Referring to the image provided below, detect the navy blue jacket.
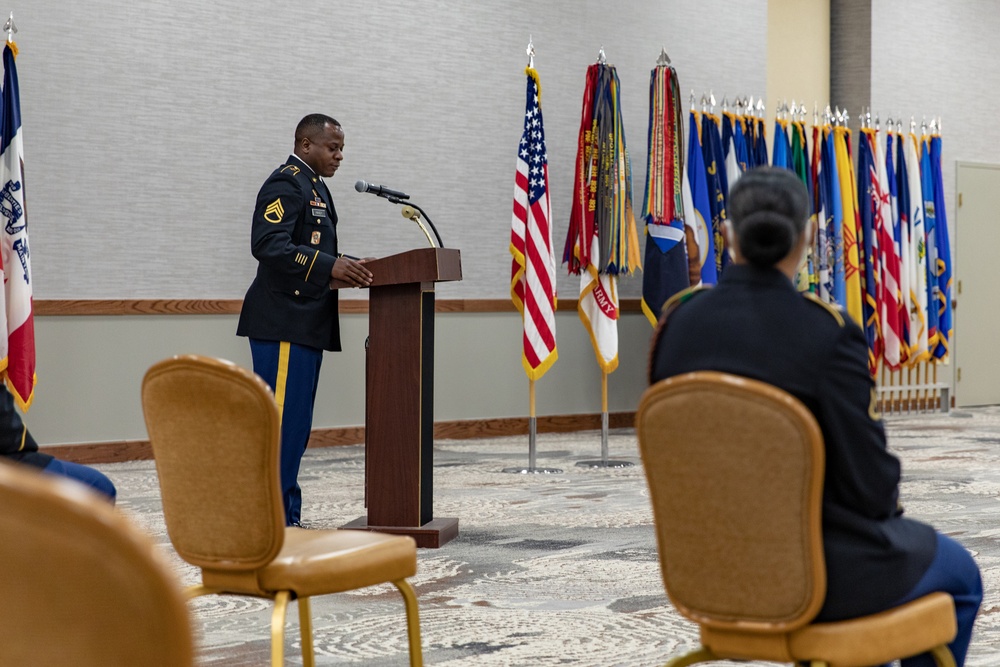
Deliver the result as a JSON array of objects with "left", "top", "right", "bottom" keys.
[
  {"left": 237, "top": 155, "right": 341, "bottom": 351},
  {"left": 0, "top": 385, "right": 49, "bottom": 468},
  {"left": 649, "top": 264, "right": 936, "bottom": 621}
]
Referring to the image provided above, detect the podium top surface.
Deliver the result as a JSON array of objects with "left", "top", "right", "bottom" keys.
[{"left": 331, "top": 247, "right": 462, "bottom": 290}]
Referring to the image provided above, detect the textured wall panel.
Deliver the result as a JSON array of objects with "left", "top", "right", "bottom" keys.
[
  {"left": 830, "top": 0, "right": 871, "bottom": 126},
  {"left": 15, "top": 0, "right": 766, "bottom": 300},
  {"left": 870, "top": 0, "right": 1000, "bottom": 235}
]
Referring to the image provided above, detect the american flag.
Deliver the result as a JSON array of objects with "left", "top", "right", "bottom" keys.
[{"left": 510, "top": 68, "right": 557, "bottom": 380}]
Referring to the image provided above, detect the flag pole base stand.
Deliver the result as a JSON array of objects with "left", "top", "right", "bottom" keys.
[
  {"left": 575, "top": 459, "right": 635, "bottom": 469},
  {"left": 501, "top": 466, "right": 563, "bottom": 474},
  {"left": 503, "top": 415, "right": 561, "bottom": 473}
]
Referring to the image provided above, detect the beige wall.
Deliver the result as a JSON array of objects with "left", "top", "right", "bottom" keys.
[
  {"left": 766, "top": 0, "right": 831, "bottom": 147},
  {"left": 29, "top": 310, "right": 651, "bottom": 447}
]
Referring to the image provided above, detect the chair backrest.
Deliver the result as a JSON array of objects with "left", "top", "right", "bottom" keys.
[
  {"left": 636, "top": 371, "right": 826, "bottom": 633},
  {"left": 0, "top": 461, "right": 194, "bottom": 666},
  {"left": 142, "top": 355, "right": 285, "bottom": 571}
]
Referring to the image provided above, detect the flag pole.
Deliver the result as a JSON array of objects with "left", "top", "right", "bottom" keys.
[
  {"left": 529, "top": 378, "right": 537, "bottom": 469},
  {"left": 3, "top": 12, "right": 15, "bottom": 43},
  {"left": 502, "top": 41, "right": 561, "bottom": 476},
  {"left": 601, "top": 371, "right": 609, "bottom": 460},
  {"left": 577, "top": 370, "right": 633, "bottom": 469},
  {"left": 503, "top": 377, "right": 562, "bottom": 474}
]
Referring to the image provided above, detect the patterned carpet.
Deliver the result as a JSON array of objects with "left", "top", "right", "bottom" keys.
[{"left": 102, "top": 407, "right": 1000, "bottom": 666}]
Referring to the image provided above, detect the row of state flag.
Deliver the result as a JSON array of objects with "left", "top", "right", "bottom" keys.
[
  {"left": 510, "top": 59, "right": 952, "bottom": 385},
  {"left": 668, "top": 101, "right": 953, "bottom": 374}
]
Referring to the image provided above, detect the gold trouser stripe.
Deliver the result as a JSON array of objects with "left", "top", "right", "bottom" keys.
[
  {"left": 275, "top": 342, "right": 291, "bottom": 427},
  {"left": 304, "top": 250, "right": 319, "bottom": 282},
  {"left": 17, "top": 426, "right": 26, "bottom": 452}
]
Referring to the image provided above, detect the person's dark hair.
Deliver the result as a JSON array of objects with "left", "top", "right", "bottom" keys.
[
  {"left": 294, "top": 113, "right": 340, "bottom": 145},
  {"left": 728, "top": 166, "right": 810, "bottom": 267}
]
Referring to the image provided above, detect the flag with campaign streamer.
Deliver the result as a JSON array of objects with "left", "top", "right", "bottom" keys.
[
  {"left": 0, "top": 41, "right": 34, "bottom": 410},
  {"left": 510, "top": 67, "right": 557, "bottom": 380},
  {"left": 639, "top": 64, "right": 687, "bottom": 325},
  {"left": 565, "top": 63, "right": 640, "bottom": 373}
]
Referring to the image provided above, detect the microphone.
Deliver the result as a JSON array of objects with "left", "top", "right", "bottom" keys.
[{"left": 354, "top": 180, "right": 410, "bottom": 200}]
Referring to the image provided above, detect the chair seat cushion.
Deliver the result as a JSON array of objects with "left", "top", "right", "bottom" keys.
[
  {"left": 788, "top": 592, "right": 957, "bottom": 667},
  {"left": 257, "top": 528, "right": 417, "bottom": 597},
  {"left": 702, "top": 592, "right": 956, "bottom": 667}
]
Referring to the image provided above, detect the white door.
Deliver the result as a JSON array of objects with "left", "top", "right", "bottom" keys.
[{"left": 955, "top": 162, "right": 1000, "bottom": 406}]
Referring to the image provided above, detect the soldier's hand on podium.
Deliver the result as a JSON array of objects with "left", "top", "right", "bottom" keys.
[{"left": 332, "top": 256, "right": 373, "bottom": 288}]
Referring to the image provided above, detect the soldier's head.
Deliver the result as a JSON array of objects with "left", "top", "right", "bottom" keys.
[
  {"left": 294, "top": 114, "right": 344, "bottom": 178},
  {"left": 726, "top": 166, "right": 812, "bottom": 279}
]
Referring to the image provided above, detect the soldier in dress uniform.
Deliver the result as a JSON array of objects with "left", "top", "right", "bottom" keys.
[
  {"left": 237, "top": 113, "right": 372, "bottom": 527},
  {"left": 648, "top": 167, "right": 981, "bottom": 667}
]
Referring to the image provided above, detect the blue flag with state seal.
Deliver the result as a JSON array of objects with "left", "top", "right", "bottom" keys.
[
  {"left": 929, "top": 132, "right": 952, "bottom": 360},
  {"left": 686, "top": 111, "right": 716, "bottom": 285}
]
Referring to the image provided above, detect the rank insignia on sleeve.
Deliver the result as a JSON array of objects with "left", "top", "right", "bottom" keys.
[
  {"left": 311, "top": 231, "right": 321, "bottom": 245},
  {"left": 868, "top": 387, "right": 882, "bottom": 421},
  {"left": 264, "top": 198, "right": 285, "bottom": 223}
]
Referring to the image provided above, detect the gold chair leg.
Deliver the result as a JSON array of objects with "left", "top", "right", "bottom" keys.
[
  {"left": 664, "top": 646, "right": 716, "bottom": 667},
  {"left": 184, "top": 584, "right": 222, "bottom": 600},
  {"left": 298, "top": 596, "right": 315, "bottom": 667},
  {"left": 930, "top": 644, "right": 957, "bottom": 667},
  {"left": 271, "top": 590, "right": 291, "bottom": 667},
  {"left": 392, "top": 579, "right": 423, "bottom": 667}
]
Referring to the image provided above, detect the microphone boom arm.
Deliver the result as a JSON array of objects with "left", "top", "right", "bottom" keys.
[
  {"left": 389, "top": 197, "right": 445, "bottom": 248},
  {"left": 400, "top": 203, "right": 435, "bottom": 248}
]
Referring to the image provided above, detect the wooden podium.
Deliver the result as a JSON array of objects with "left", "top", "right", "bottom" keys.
[{"left": 336, "top": 248, "right": 462, "bottom": 548}]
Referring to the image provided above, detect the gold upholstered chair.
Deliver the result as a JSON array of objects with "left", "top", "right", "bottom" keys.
[
  {"left": 635, "top": 371, "right": 957, "bottom": 667},
  {"left": 0, "top": 460, "right": 194, "bottom": 667},
  {"left": 141, "top": 354, "right": 423, "bottom": 667}
]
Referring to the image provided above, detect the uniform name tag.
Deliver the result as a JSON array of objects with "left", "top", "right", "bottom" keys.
[{"left": 312, "top": 208, "right": 327, "bottom": 218}]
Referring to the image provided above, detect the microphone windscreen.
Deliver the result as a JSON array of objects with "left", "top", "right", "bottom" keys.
[{"left": 354, "top": 180, "right": 367, "bottom": 193}]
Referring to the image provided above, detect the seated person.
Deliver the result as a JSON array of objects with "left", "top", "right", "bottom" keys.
[
  {"left": 0, "top": 385, "right": 115, "bottom": 503},
  {"left": 648, "top": 167, "right": 981, "bottom": 667}
]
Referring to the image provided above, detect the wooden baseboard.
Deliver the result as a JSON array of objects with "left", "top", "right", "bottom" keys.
[
  {"left": 34, "top": 298, "right": 643, "bottom": 316},
  {"left": 39, "top": 411, "right": 637, "bottom": 464}
]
